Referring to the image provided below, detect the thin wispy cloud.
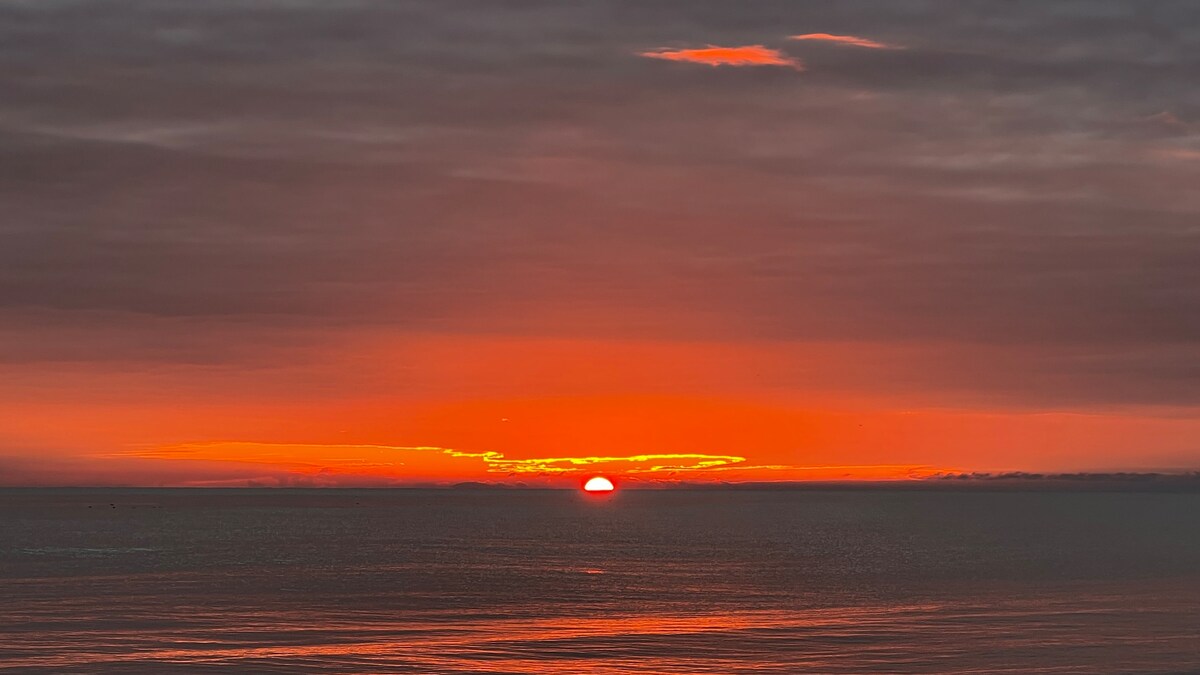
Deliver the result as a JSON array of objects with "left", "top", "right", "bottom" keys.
[
  {"left": 638, "top": 45, "right": 803, "bottom": 69},
  {"left": 118, "top": 442, "right": 955, "bottom": 484},
  {"left": 126, "top": 442, "right": 752, "bottom": 480},
  {"left": 789, "top": 33, "right": 900, "bottom": 49}
]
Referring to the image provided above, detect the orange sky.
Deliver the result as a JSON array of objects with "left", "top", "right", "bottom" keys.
[{"left": 2, "top": 6, "right": 1199, "bottom": 486}]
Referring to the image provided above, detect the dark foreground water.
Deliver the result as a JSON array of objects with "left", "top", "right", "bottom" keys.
[{"left": 1, "top": 489, "right": 1198, "bottom": 673}]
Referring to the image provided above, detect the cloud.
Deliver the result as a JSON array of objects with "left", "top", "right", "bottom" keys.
[
  {"left": 789, "top": 33, "right": 899, "bottom": 49},
  {"left": 638, "top": 45, "right": 802, "bottom": 69},
  {"left": 124, "top": 442, "right": 751, "bottom": 481},
  {"left": 113, "top": 441, "right": 963, "bottom": 485},
  {"left": 487, "top": 453, "right": 747, "bottom": 474}
]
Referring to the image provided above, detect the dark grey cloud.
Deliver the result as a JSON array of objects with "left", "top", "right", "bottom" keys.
[{"left": 2, "top": 0, "right": 1199, "bottom": 407}]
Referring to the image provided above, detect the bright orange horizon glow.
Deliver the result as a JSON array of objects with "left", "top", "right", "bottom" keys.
[
  {"left": 2, "top": 331, "right": 1199, "bottom": 487},
  {"left": 583, "top": 476, "right": 616, "bottom": 492}
]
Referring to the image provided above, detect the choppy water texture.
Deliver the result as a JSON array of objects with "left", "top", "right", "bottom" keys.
[{"left": 1, "top": 488, "right": 1198, "bottom": 673}]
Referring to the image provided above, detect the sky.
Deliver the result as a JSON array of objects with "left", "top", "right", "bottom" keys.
[{"left": 2, "top": 0, "right": 1199, "bottom": 486}]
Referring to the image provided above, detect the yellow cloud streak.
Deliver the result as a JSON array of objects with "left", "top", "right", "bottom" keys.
[
  {"left": 124, "top": 442, "right": 747, "bottom": 476},
  {"left": 122, "top": 442, "right": 953, "bottom": 482},
  {"left": 488, "top": 453, "right": 747, "bottom": 474}
]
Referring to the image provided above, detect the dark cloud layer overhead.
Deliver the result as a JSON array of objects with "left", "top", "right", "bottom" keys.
[{"left": 2, "top": 0, "right": 1199, "bottom": 415}]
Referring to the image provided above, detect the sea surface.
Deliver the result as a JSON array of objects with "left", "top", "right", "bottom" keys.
[{"left": 1, "top": 488, "right": 1198, "bottom": 673}]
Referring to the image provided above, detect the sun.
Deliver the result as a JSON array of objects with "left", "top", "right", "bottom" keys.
[{"left": 583, "top": 476, "right": 615, "bottom": 493}]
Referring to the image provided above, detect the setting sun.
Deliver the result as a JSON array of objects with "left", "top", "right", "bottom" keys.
[{"left": 583, "top": 476, "right": 615, "bottom": 492}]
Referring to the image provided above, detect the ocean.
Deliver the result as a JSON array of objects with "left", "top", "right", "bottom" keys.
[{"left": 1, "top": 488, "right": 1198, "bottom": 673}]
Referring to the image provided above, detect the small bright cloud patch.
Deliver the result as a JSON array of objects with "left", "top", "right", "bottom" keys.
[{"left": 639, "top": 45, "right": 803, "bottom": 69}]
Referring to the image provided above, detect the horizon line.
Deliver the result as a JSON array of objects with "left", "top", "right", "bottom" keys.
[{"left": 4, "top": 471, "right": 1199, "bottom": 492}]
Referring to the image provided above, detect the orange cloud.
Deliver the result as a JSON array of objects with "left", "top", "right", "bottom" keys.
[
  {"left": 639, "top": 45, "right": 803, "bottom": 69},
  {"left": 789, "top": 33, "right": 899, "bottom": 49}
]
